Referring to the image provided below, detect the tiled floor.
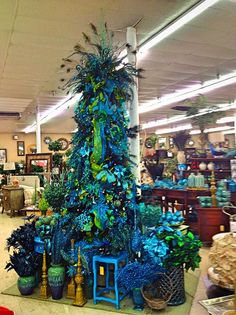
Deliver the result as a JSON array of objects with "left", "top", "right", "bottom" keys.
[{"left": 0, "top": 212, "right": 209, "bottom": 315}]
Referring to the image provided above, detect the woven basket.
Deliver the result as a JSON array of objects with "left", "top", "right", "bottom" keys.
[{"left": 141, "top": 273, "right": 173, "bottom": 311}]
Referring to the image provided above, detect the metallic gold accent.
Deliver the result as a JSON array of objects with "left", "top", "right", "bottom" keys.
[
  {"left": 73, "top": 247, "right": 86, "bottom": 306},
  {"left": 40, "top": 251, "right": 50, "bottom": 299},
  {"left": 210, "top": 171, "right": 217, "bottom": 207}
]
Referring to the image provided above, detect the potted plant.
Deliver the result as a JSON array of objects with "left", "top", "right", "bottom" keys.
[
  {"left": 47, "top": 217, "right": 73, "bottom": 300},
  {"left": 144, "top": 225, "right": 202, "bottom": 305},
  {"left": 116, "top": 261, "right": 164, "bottom": 310},
  {"left": 5, "top": 223, "right": 40, "bottom": 295},
  {"left": 44, "top": 174, "right": 67, "bottom": 213},
  {"left": 38, "top": 195, "right": 49, "bottom": 216}
]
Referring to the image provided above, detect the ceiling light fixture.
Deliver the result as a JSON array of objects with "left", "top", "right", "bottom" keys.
[
  {"left": 139, "top": 71, "right": 236, "bottom": 113},
  {"left": 142, "top": 101, "right": 236, "bottom": 130},
  {"left": 139, "top": 0, "right": 220, "bottom": 53},
  {"left": 217, "top": 116, "right": 236, "bottom": 124},
  {"left": 23, "top": 93, "right": 82, "bottom": 133},
  {"left": 190, "top": 126, "right": 234, "bottom": 135},
  {"left": 155, "top": 123, "right": 192, "bottom": 135}
]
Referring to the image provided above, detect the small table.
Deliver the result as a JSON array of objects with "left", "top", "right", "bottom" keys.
[{"left": 93, "top": 252, "right": 128, "bottom": 310}]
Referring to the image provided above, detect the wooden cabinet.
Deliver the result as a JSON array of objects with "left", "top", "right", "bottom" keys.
[
  {"left": 2, "top": 186, "right": 24, "bottom": 217},
  {"left": 197, "top": 207, "right": 229, "bottom": 242}
]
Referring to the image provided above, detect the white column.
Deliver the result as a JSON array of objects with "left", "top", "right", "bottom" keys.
[
  {"left": 126, "top": 26, "right": 140, "bottom": 184},
  {"left": 234, "top": 116, "right": 236, "bottom": 147},
  {"left": 36, "top": 105, "right": 41, "bottom": 153}
]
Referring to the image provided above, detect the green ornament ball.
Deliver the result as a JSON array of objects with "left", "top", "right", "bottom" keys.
[{"left": 114, "top": 200, "right": 121, "bottom": 207}]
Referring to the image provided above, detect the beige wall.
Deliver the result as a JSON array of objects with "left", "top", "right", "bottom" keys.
[{"left": 0, "top": 133, "right": 72, "bottom": 163}]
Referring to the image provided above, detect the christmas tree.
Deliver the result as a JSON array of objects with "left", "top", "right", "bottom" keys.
[{"left": 65, "top": 24, "right": 141, "bottom": 247}]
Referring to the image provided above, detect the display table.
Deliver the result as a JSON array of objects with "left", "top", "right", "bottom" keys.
[{"left": 143, "top": 188, "right": 210, "bottom": 222}]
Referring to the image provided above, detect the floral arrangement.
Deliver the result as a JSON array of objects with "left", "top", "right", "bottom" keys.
[{"left": 5, "top": 222, "right": 40, "bottom": 277}]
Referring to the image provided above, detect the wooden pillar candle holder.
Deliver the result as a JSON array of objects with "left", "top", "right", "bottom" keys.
[
  {"left": 73, "top": 247, "right": 86, "bottom": 307},
  {"left": 40, "top": 251, "right": 50, "bottom": 299},
  {"left": 210, "top": 171, "right": 217, "bottom": 207}
]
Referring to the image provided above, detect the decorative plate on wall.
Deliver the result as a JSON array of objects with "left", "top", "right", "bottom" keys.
[
  {"left": 58, "top": 138, "right": 69, "bottom": 150},
  {"left": 144, "top": 138, "right": 154, "bottom": 149},
  {"left": 44, "top": 136, "right": 52, "bottom": 145}
]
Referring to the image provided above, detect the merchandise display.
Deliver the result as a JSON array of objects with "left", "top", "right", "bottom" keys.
[
  {"left": 2, "top": 2, "right": 236, "bottom": 315},
  {"left": 2, "top": 24, "right": 201, "bottom": 313}
]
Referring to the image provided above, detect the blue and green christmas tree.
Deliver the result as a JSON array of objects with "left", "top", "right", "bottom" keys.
[{"left": 65, "top": 24, "right": 141, "bottom": 244}]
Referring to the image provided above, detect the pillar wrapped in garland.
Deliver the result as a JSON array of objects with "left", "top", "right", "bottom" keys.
[{"left": 64, "top": 23, "right": 141, "bottom": 249}]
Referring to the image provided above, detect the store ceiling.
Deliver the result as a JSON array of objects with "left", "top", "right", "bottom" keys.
[{"left": 0, "top": 0, "right": 236, "bottom": 134}]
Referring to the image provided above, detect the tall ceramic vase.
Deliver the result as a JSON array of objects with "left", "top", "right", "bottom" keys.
[
  {"left": 48, "top": 264, "right": 65, "bottom": 300},
  {"left": 177, "top": 151, "right": 186, "bottom": 164},
  {"left": 17, "top": 275, "right": 35, "bottom": 295},
  {"left": 160, "top": 265, "right": 186, "bottom": 306}
]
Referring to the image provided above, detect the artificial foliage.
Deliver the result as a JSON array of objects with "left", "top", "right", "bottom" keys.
[
  {"left": 44, "top": 174, "right": 67, "bottom": 212},
  {"left": 172, "top": 131, "right": 190, "bottom": 151},
  {"left": 48, "top": 140, "right": 62, "bottom": 152},
  {"left": 138, "top": 202, "right": 162, "bottom": 227},
  {"left": 38, "top": 195, "right": 49, "bottom": 214},
  {"left": 117, "top": 261, "right": 164, "bottom": 292},
  {"left": 6, "top": 222, "right": 40, "bottom": 277},
  {"left": 64, "top": 23, "right": 141, "bottom": 242},
  {"left": 186, "top": 95, "right": 224, "bottom": 147}
]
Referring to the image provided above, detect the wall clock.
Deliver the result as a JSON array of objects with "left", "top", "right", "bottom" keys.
[
  {"left": 58, "top": 138, "right": 69, "bottom": 151},
  {"left": 44, "top": 136, "right": 52, "bottom": 145}
]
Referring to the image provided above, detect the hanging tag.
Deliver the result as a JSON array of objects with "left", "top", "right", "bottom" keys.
[{"left": 99, "top": 266, "right": 105, "bottom": 276}]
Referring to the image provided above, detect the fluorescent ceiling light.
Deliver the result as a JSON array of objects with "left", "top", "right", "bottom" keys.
[
  {"left": 190, "top": 126, "right": 234, "bottom": 135},
  {"left": 205, "top": 126, "right": 234, "bottom": 133},
  {"left": 23, "top": 93, "right": 82, "bottom": 133},
  {"left": 139, "top": 71, "right": 236, "bottom": 114},
  {"left": 223, "top": 130, "right": 235, "bottom": 135},
  {"left": 142, "top": 101, "right": 236, "bottom": 130},
  {"left": 155, "top": 123, "right": 192, "bottom": 135},
  {"left": 139, "top": 0, "right": 220, "bottom": 53},
  {"left": 217, "top": 116, "right": 236, "bottom": 124}
]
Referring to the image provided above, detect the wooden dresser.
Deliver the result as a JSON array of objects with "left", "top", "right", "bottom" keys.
[{"left": 2, "top": 186, "right": 24, "bottom": 217}]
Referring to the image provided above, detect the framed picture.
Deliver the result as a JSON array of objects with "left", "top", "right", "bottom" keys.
[
  {"left": 26, "top": 153, "right": 52, "bottom": 173},
  {"left": 0, "top": 149, "right": 7, "bottom": 164},
  {"left": 17, "top": 141, "right": 25, "bottom": 156}
]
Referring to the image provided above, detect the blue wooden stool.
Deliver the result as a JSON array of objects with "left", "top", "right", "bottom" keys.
[{"left": 93, "top": 252, "right": 128, "bottom": 310}]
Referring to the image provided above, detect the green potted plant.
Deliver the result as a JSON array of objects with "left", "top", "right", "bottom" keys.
[
  {"left": 48, "top": 140, "right": 62, "bottom": 152},
  {"left": 38, "top": 195, "right": 49, "bottom": 216},
  {"left": 5, "top": 223, "right": 40, "bottom": 295},
  {"left": 44, "top": 174, "right": 66, "bottom": 213},
  {"left": 144, "top": 226, "right": 202, "bottom": 305},
  {"left": 47, "top": 217, "right": 73, "bottom": 300}
]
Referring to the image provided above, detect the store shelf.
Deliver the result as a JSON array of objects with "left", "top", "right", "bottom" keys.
[
  {"left": 183, "top": 169, "right": 231, "bottom": 173},
  {"left": 188, "top": 157, "right": 236, "bottom": 162}
]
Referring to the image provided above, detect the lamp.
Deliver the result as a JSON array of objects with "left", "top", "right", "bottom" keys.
[{"left": 3, "top": 162, "right": 16, "bottom": 185}]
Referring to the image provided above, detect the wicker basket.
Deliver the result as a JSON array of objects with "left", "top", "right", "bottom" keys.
[{"left": 141, "top": 273, "right": 173, "bottom": 311}]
